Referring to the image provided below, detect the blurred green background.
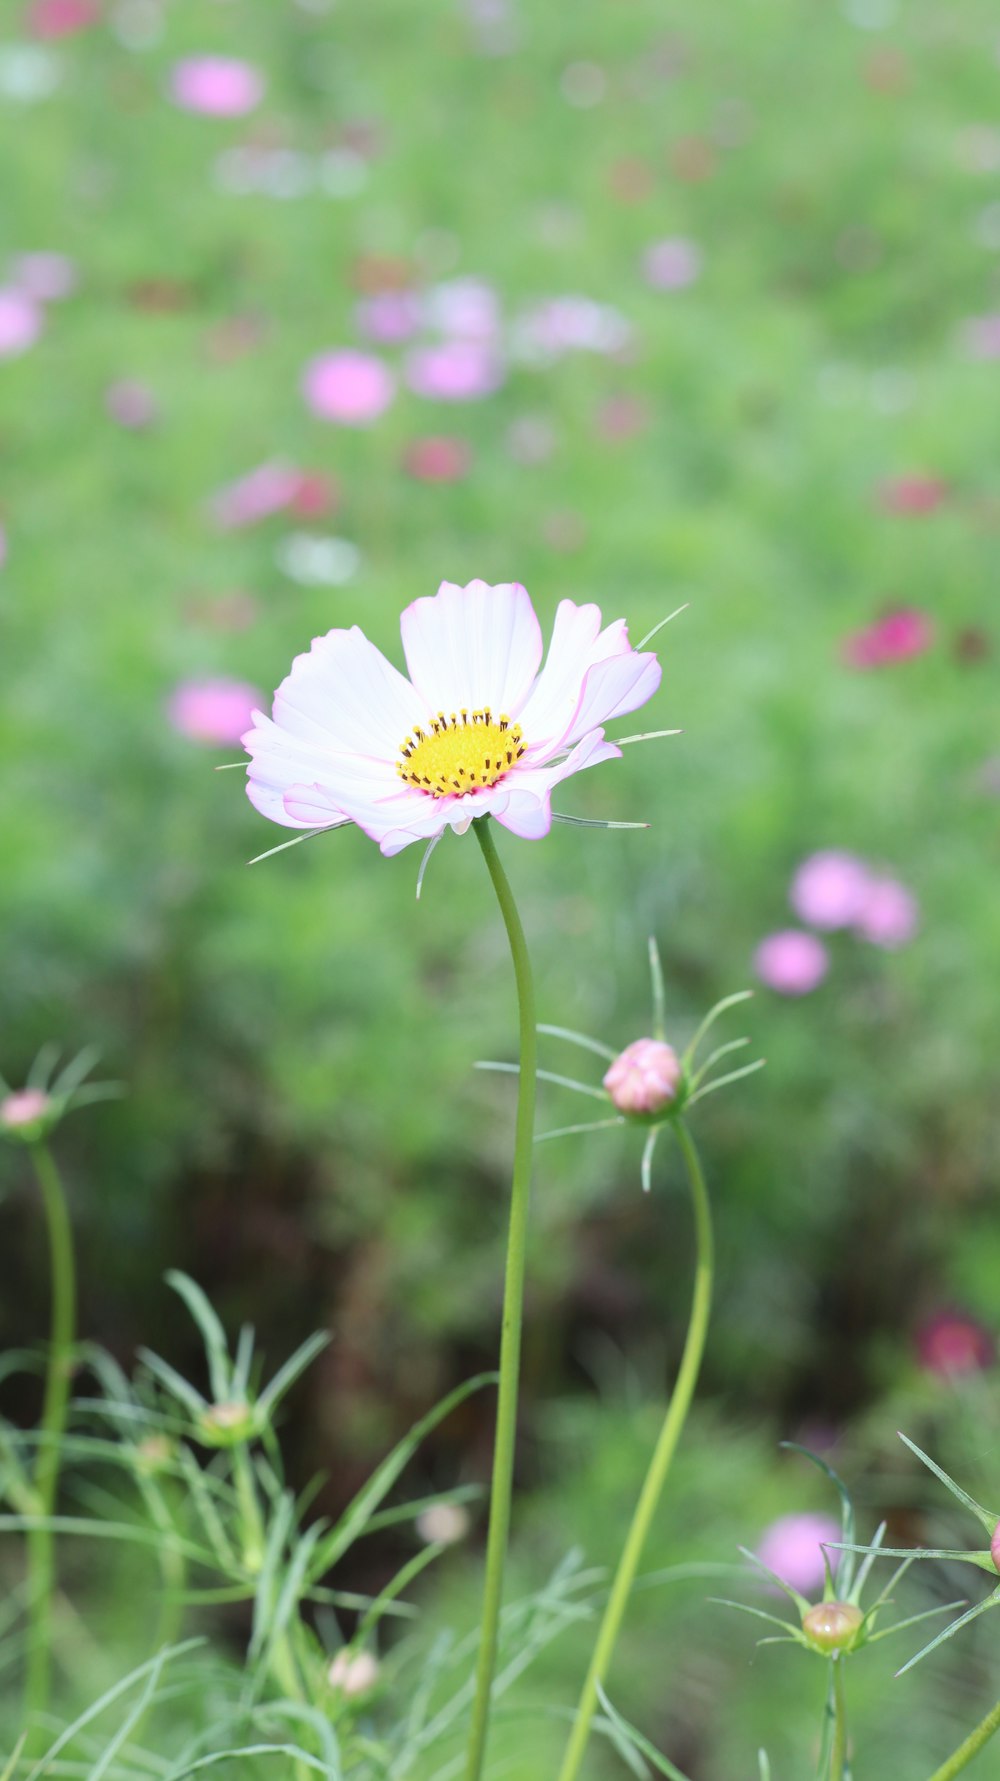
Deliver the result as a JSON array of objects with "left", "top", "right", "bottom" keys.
[{"left": 1, "top": 0, "right": 999, "bottom": 1772}]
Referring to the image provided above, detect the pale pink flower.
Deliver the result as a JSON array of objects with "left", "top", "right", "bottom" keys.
[
  {"left": 642, "top": 237, "right": 702, "bottom": 290},
  {"left": 12, "top": 251, "right": 76, "bottom": 301},
  {"left": 790, "top": 851, "right": 871, "bottom": 929},
  {"left": 327, "top": 1649, "right": 379, "bottom": 1697},
  {"left": 603, "top": 1039, "right": 681, "bottom": 1116},
  {"left": 243, "top": 580, "right": 662, "bottom": 856},
  {"left": 405, "top": 340, "right": 503, "bottom": 401},
  {"left": 842, "top": 607, "right": 933, "bottom": 669},
  {"left": 169, "top": 57, "right": 265, "bottom": 118},
  {"left": 753, "top": 931, "right": 829, "bottom": 995},
  {"left": 877, "top": 474, "right": 947, "bottom": 515},
  {"left": 854, "top": 876, "right": 918, "bottom": 948},
  {"left": 209, "top": 461, "right": 301, "bottom": 530},
  {"left": 917, "top": 1311, "right": 993, "bottom": 1378},
  {"left": 424, "top": 277, "right": 500, "bottom": 340},
  {"left": 170, "top": 678, "right": 262, "bottom": 747},
  {"left": 416, "top": 1501, "right": 470, "bottom": 1544},
  {"left": 0, "top": 288, "right": 42, "bottom": 357},
  {"left": 512, "top": 296, "right": 630, "bottom": 364},
  {"left": 756, "top": 1513, "right": 841, "bottom": 1594},
  {"left": 403, "top": 436, "right": 472, "bottom": 482},
  {"left": 1, "top": 1088, "right": 52, "bottom": 1130},
  {"left": 355, "top": 290, "right": 422, "bottom": 344},
  {"left": 302, "top": 350, "right": 395, "bottom": 425}
]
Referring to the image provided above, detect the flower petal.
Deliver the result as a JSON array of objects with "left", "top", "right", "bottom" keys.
[
  {"left": 494, "top": 728, "right": 621, "bottom": 841},
  {"left": 560, "top": 648, "right": 662, "bottom": 749},
  {"left": 272, "top": 625, "right": 425, "bottom": 759},
  {"left": 516, "top": 601, "right": 631, "bottom": 752},
  {"left": 400, "top": 580, "right": 543, "bottom": 719}
]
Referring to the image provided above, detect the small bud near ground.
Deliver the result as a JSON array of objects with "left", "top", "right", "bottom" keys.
[
  {"left": 603, "top": 1038, "right": 682, "bottom": 1117},
  {"left": 802, "top": 1601, "right": 865, "bottom": 1654},
  {"left": 327, "top": 1648, "right": 380, "bottom": 1697}
]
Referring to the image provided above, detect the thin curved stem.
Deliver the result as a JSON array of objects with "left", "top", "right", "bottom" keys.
[
  {"left": 24, "top": 1141, "right": 77, "bottom": 1750},
  {"left": 556, "top": 1119, "right": 713, "bottom": 1781},
  {"left": 927, "top": 1696, "right": 1000, "bottom": 1780},
  {"left": 464, "top": 817, "right": 537, "bottom": 1781},
  {"left": 830, "top": 1657, "right": 848, "bottom": 1780}
]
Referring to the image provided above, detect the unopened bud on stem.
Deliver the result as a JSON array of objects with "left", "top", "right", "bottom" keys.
[
  {"left": 603, "top": 1038, "right": 682, "bottom": 1117},
  {"left": 801, "top": 1600, "right": 864, "bottom": 1654}
]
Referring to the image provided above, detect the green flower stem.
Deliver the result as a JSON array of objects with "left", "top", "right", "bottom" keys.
[
  {"left": 464, "top": 817, "right": 537, "bottom": 1781},
  {"left": 24, "top": 1141, "right": 77, "bottom": 1748},
  {"left": 557, "top": 1119, "right": 713, "bottom": 1781},
  {"left": 831, "top": 1657, "right": 848, "bottom": 1781},
  {"left": 927, "top": 1697, "right": 1000, "bottom": 1781}
]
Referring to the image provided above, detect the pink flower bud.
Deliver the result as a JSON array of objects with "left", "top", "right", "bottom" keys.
[
  {"left": 991, "top": 1524, "right": 1000, "bottom": 1575},
  {"left": 1, "top": 1088, "right": 52, "bottom": 1131},
  {"left": 327, "top": 1648, "right": 379, "bottom": 1697},
  {"left": 801, "top": 1600, "right": 864, "bottom": 1653},
  {"left": 603, "top": 1038, "right": 681, "bottom": 1117}
]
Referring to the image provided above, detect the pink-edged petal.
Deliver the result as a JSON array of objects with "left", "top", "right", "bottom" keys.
[
  {"left": 560, "top": 649, "right": 662, "bottom": 749},
  {"left": 400, "top": 580, "right": 543, "bottom": 719},
  {"left": 280, "top": 782, "right": 349, "bottom": 826},
  {"left": 493, "top": 729, "right": 621, "bottom": 841},
  {"left": 272, "top": 625, "right": 425, "bottom": 759},
  {"left": 244, "top": 708, "right": 403, "bottom": 829},
  {"left": 516, "top": 601, "right": 631, "bottom": 752}
]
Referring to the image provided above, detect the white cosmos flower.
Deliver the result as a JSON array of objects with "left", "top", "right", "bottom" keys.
[{"left": 242, "top": 579, "right": 662, "bottom": 857}]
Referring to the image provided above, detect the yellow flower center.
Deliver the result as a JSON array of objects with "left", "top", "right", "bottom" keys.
[{"left": 397, "top": 708, "right": 526, "bottom": 799}]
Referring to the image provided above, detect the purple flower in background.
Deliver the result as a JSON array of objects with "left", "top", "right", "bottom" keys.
[
  {"left": 169, "top": 678, "right": 263, "bottom": 747},
  {"left": 303, "top": 350, "right": 395, "bottom": 424},
  {"left": 754, "top": 930, "right": 829, "bottom": 995},
  {"left": 11, "top": 252, "right": 76, "bottom": 302},
  {"left": 170, "top": 57, "right": 265, "bottom": 118},
  {"left": 790, "top": 851, "right": 872, "bottom": 930},
  {"left": 756, "top": 1513, "right": 842, "bottom": 1594},
  {"left": 355, "top": 290, "right": 422, "bottom": 344},
  {"left": 854, "top": 876, "right": 918, "bottom": 948},
  {"left": 405, "top": 340, "right": 504, "bottom": 401},
  {"left": 0, "top": 288, "right": 42, "bottom": 357},
  {"left": 642, "top": 237, "right": 702, "bottom": 290},
  {"left": 209, "top": 462, "right": 302, "bottom": 530}
]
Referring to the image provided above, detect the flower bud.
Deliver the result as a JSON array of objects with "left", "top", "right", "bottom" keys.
[
  {"left": 327, "top": 1648, "right": 379, "bottom": 1697},
  {"left": 990, "top": 1524, "right": 1000, "bottom": 1575},
  {"left": 801, "top": 1600, "right": 864, "bottom": 1654},
  {"left": 603, "top": 1038, "right": 682, "bottom": 1117},
  {"left": 415, "top": 1501, "right": 470, "bottom": 1546},
  {"left": 0, "top": 1088, "right": 54, "bottom": 1141},
  {"left": 198, "top": 1399, "right": 256, "bottom": 1446}
]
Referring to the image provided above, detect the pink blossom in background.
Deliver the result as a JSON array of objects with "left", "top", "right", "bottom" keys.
[
  {"left": 756, "top": 1514, "right": 842, "bottom": 1594},
  {"left": 790, "top": 851, "right": 872, "bottom": 930},
  {"left": 12, "top": 251, "right": 76, "bottom": 301},
  {"left": 513, "top": 296, "right": 631, "bottom": 363},
  {"left": 961, "top": 315, "right": 1000, "bottom": 360},
  {"left": 405, "top": 339, "right": 504, "bottom": 401},
  {"left": 878, "top": 474, "right": 948, "bottom": 515},
  {"left": 402, "top": 436, "right": 472, "bottom": 482},
  {"left": 355, "top": 290, "right": 422, "bottom": 344},
  {"left": 854, "top": 876, "right": 918, "bottom": 948},
  {"left": 209, "top": 462, "right": 301, "bottom": 530},
  {"left": 169, "top": 678, "right": 262, "bottom": 747},
  {"left": 302, "top": 350, "right": 395, "bottom": 425},
  {"left": 596, "top": 394, "right": 650, "bottom": 442},
  {"left": 25, "top": 0, "right": 99, "bottom": 36},
  {"left": 842, "top": 607, "right": 933, "bottom": 669},
  {"left": 1, "top": 1088, "right": 52, "bottom": 1129},
  {"left": 105, "top": 379, "right": 159, "bottom": 429},
  {"left": 917, "top": 1311, "right": 993, "bottom": 1377},
  {"left": 753, "top": 930, "right": 829, "bottom": 995},
  {"left": 169, "top": 57, "right": 265, "bottom": 118},
  {"left": 603, "top": 1038, "right": 682, "bottom": 1116},
  {"left": 289, "top": 472, "right": 338, "bottom": 519},
  {"left": 424, "top": 277, "right": 500, "bottom": 340},
  {"left": 643, "top": 237, "right": 702, "bottom": 290},
  {"left": 0, "top": 288, "right": 42, "bottom": 357}
]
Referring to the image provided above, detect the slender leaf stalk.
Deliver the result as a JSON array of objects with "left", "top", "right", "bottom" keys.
[{"left": 927, "top": 1697, "right": 1000, "bottom": 1781}]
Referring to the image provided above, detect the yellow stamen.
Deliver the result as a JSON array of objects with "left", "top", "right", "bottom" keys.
[{"left": 397, "top": 708, "right": 525, "bottom": 799}]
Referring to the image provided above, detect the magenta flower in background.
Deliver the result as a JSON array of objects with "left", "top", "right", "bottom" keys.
[
  {"left": 243, "top": 579, "right": 661, "bottom": 855},
  {"left": 642, "top": 237, "right": 702, "bottom": 290},
  {"left": 25, "top": 0, "right": 99, "bottom": 36},
  {"left": 169, "top": 678, "right": 263, "bottom": 747},
  {"left": 756, "top": 1513, "right": 842, "bottom": 1594},
  {"left": 402, "top": 436, "right": 473, "bottom": 482},
  {"left": 917, "top": 1311, "right": 993, "bottom": 1378},
  {"left": 105, "top": 379, "right": 159, "bottom": 429},
  {"left": 209, "top": 462, "right": 302, "bottom": 530},
  {"left": 12, "top": 251, "right": 76, "bottom": 302},
  {"left": 0, "top": 288, "right": 42, "bottom": 357},
  {"left": 169, "top": 57, "right": 265, "bottom": 118},
  {"left": 877, "top": 474, "right": 948, "bottom": 515},
  {"left": 842, "top": 607, "right": 933, "bottom": 669},
  {"left": 754, "top": 930, "right": 829, "bottom": 995},
  {"left": 355, "top": 290, "right": 422, "bottom": 344},
  {"left": 405, "top": 340, "right": 504, "bottom": 402},
  {"left": 302, "top": 350, "right": 395, "bottom": 425},
  {"left": 790, "top": 851, "right": 872, "bottom": 930},
  {"left": 854, "top": 876, "right": 918, "bottom": 948}
]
